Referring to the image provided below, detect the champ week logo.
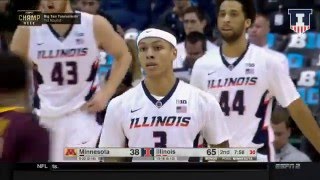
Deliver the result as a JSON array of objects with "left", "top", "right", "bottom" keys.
[
  {"left": 17, "top": 10, "right": 80, "bottom": 26},
  {"left": 288, "top": 9, "right": 313, "bottom": 35}
]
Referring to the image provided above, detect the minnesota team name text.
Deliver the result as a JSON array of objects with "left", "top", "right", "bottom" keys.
[{"left": 79, "top": 149, "right": 109, "bottom": 155}]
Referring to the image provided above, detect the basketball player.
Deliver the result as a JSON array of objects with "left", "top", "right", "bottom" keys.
[
  {"left": 0, "top": 52, "right": 49, "bottom": 162},
  {"left": 10, "top": 0, "right": 132, "bottom": 161},
  {"left": 99, "top": 28, "right": 230, "bottom": 161},
  {"left": 190, "top": 0, "right": 320, "bottom": 161}
]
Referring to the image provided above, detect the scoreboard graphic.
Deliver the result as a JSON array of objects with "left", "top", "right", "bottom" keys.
[{"left": 63, "top": 147, "right": 257, "bottom": 161}]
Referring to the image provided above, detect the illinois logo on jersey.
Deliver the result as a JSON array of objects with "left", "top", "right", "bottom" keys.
[{"left": 288, "top": 9, "right": 313, "bottom": 34}]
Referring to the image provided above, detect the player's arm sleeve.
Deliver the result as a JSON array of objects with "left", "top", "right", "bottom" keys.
[
  {"left": 281, "top": 54, "right": 290, "bottom": 75},
  {"left": 200, "top": 94, "right": 230, "bottom": 145},
  {"left": 19, "top": 118, "right": 50, "bottom": 162},
  {"left": 267, "top": 57, "right": 300, "bottom": 107},
  {"left": 99, "top": 99, "right": 126, "bottom": 147},
  {"left": 190, "top": 61, "right": 205, "bottom": 90}
]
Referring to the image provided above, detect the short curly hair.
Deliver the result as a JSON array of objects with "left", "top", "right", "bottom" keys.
[{"left": 216, "top": 0, "right": 256, "bottom": 24}]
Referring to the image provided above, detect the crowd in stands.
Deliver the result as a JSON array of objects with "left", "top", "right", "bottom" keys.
[{"left": 0, "top": 0, "right": 319, "bottom": 162}]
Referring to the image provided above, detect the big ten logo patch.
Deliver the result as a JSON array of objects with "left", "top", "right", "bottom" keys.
[
  {"left": 296, "top": 69, "right": 320, "bottom": 105},
  {"left": 176, "top": 99, "right": 187, "bottom": 104}
]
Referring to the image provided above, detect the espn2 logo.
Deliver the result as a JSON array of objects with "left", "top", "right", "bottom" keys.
[{"left": 141, "top": 148, "right": 154, "bottom": 157}]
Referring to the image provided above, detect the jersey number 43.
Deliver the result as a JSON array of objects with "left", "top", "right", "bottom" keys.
[{"left": 51, "top": 61, "right": 78, "bottom": 85}]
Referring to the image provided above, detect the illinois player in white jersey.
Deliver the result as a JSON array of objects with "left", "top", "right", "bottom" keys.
[
  {"left": 10, "top": 0, "right": 132, "bottom": 161},
  {"left": 99, "top": 28, "right": 230, "bottom": 161},
  {"left": 190, "top": 0, "right": 320, "bottom": 162}
]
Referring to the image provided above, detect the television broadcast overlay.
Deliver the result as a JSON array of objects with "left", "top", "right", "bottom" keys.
[
  {"left": 7, "top": 162, "right": 320, "bottom": 180},
  {"left": 17, "top": 10, "right": 81, "bottom": 26},
  {"left": 63, "top": 147, "right": 257, "bottom": 162}
]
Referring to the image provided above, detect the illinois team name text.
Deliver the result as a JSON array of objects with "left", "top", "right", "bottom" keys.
[
  {"left": 37, "top": 48, "right": 88, "bottom": 59},
  {"left": 130, "top": 116, "right": 190, "bottom": 129},
  {"left": 208, "top": 77, "right": 257, "bottom": 89}
]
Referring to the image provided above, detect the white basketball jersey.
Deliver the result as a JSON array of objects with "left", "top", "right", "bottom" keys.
[
  {"left": 99, "top": 79, "right": 230, "bottom": 148},
  {"left": 263, "top": 46, "right": 289, "bottom": 75},
  {"left": 190, "top": 44, "right": 300, "bottom": 149},
  {"left": 28, "top": 12, "right": 100, "bottom": 118}
]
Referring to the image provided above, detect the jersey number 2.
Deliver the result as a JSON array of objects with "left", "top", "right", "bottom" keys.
[
  {"left": 219, "top": 90, "right": 245, "bottom": 116},
  {"left": 153, "top": 131, "right": 167, "bottom": 147},
  {"left": 51, "top": 61, "right": 78, "bottom": 85}
]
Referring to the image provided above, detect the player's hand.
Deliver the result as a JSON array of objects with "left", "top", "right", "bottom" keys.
[{"left": 81, "top": 91, "right": 111, "bottom": 113}]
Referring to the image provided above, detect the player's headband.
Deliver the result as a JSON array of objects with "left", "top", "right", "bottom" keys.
[{"left": 137, "top": 28, "right": 177, "bottom": 48}]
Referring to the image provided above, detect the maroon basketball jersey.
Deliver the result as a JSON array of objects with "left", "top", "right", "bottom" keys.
[{"left": 0, "top": 107, "right": 49, "bottom": 162}]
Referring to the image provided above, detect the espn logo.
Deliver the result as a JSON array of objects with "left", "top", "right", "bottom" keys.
[
  {"left": 64, "top": 148, "right": 77, "bottom": 160},
  {"left": 141, "top": 148, "right": 154, "bottom": 157}
]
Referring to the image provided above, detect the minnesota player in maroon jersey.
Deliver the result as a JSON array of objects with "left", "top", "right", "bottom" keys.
[{"left": 0, "top": 52, "right": 49, "bottom": 162}]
